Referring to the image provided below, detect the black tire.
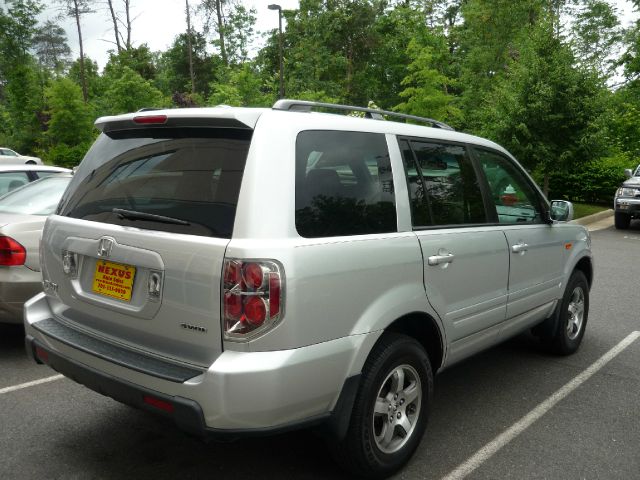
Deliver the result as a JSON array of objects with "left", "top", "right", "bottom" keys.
[
  {"left": 25, "top": 160, "right": 36, "bottom": 165},
  {"left": 614, "top": 211, "right": 631, "bottom": 229},
  {"left": 330, "top": 333, "right": 433, "bottom": 479},
  {"left": 544, "top": 270, "right": 589, "bottom": 355}
]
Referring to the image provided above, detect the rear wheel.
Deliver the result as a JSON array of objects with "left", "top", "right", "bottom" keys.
[
  {"left": 614, "top": 211, "right": 631, "bottom": 229},
  {"left": 330, "top": 333, "right": 432, "bottom": 479}
]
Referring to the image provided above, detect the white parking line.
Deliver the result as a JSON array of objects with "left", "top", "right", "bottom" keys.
[
  {"left": 0, "top": 374, "right": 64, "bottom": 395},
  {"left": 442, "top": 331, "right": 640, "bottom": 480}
]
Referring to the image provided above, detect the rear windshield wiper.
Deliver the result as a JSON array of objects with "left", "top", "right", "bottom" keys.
[{"left": 112, "top": 208, "right": 190, "bottom": 226}]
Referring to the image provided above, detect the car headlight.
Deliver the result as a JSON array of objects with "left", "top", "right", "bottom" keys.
[{"left": 617, "top": 187, "right": 637, "bottom": 197}]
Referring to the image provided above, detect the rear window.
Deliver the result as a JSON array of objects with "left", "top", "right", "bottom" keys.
[
  {"left": 59, "top": 128, "right": 251, "bottom": 238},
  {"left": 295, "top": 130, "right": 397, "bottom": 238}
]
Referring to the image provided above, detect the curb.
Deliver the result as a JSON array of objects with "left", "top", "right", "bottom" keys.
[{"left": 570, "top": 208, "right": 613, "bottom": 226}]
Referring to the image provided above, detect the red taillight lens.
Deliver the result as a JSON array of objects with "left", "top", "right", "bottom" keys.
[
  {"left": 243, "top": 263, "right": 264, "bottom": 289},
  {"left": 0, "top": 236, "right": 26, "bottom": 266},
  {"left": 133, "top": 114, "right": 168, "bottom": 124},
  {"left": 269, "top": 273, "right": 281, "bottom": 317},
  {"left": 244, "top": 296, "right": 267, "bottom": 326},
  {"left": 222, "top": 259, "right": 284, "bottom": 339},
  {"left": 224, "top": 292, "right": 242, "bottom": 318}
]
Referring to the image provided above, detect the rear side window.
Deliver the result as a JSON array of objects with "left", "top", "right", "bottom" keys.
[
  {"left": 401, "top": 140, "right": 487, "bottom": 227},
  {"left": 60, "top": 128, "right": 251, "bottom": 238},
  {"left": 295, "top": 130, "right": 396, "bottom": 238},
  {"left": 0, "top": 172, "right": 30, "bottom": 195}
]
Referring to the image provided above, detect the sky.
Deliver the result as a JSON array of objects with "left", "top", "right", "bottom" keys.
[
  {"left": 34, "top": 0, "right": 639, "bottom": 71},
  {"left": 38, "top": 0, "right": 300, "bottom": 70}
]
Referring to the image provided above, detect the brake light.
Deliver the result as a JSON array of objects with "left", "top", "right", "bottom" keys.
[
  {"left": 133, "top": 114, "right": 168, "bottom": 124},
  {"left": 223, "top": 259, "right": 284, "bottom": 339},
  {"left": 0, "top": 236, "right": 26, "bottom": 266}
]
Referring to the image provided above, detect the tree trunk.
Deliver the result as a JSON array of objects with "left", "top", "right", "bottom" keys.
[
  {"left": 124, "top": 0, "right": 132, "bottom": 49},
  {"left": 73, "top": 0, "right": 88, "bottom": 102},
  {"left": 106, "top": 0, "right": 122, "bottom": 52},
  {"left": 185, "top": 0, "right": 195, "bottom": 94},
  {"left": 215, "top": 0, "right": 227, "bottom": 66}
]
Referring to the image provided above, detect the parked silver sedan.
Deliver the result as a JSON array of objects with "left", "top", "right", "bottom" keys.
[{"left": 0, "top": 174, "right": 71, "bottom": 324}]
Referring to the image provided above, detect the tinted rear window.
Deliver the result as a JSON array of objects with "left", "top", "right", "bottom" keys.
[
  {"left": 59, "top": 128, "right": 251, "bottom": 238},
  {"left": 295, "top": 130, "right": 397, "bottom": 238}
]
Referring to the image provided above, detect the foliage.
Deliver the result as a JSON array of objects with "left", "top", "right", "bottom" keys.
[
  {"left": 102, "top": 66, "right": 166, "bottom": 114},
  {"left": 208, "top": 64, "right": 271, "bottom": 107},
  {"left": 45, "top": 77, "right": 94, "bottom": 145},
  {"left": 478, "top": 17, "right": 607, "bottom": 194},
  {"left": 545, "top": 153, "right": 636, "bottom": 203},
  {"left": 33, "top": 19, "right": 71, "bottom": 75}
]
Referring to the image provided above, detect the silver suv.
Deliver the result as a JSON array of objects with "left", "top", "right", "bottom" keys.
[{"left": 24, "top": 101, "right": 592, "bottom": 478}]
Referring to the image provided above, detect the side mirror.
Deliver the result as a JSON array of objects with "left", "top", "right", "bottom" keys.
[
  {"left": 549, "top": 200, "right": 574, "bottom": 223},
  {"left": 625, "top": 168, "right": 633, "bottom": 178}
]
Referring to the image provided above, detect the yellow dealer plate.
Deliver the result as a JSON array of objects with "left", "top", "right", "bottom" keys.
[{"left": 92, "top": 260, "right": 136, "bottom": 302}]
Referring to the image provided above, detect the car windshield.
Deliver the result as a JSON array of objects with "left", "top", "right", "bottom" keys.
[{"left": 0, "top": 175, "right": 70, "bottom": 215}]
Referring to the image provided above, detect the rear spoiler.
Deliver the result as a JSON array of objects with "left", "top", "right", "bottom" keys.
[{"left": 95, "top": 107, "right": 266, "bottom": 133}]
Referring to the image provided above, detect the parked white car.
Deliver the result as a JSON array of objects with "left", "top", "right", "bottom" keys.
[{"left": 0, "top": 147, "right": 42, "bottom": 165}]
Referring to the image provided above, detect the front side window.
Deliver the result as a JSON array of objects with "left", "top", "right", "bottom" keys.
[
  {"left": 295, "top": 130, "right": 397, "bottom": 238},
  {"left": 473, "top": 148, "right": 544, "bottom": 224},
  {"left": 60, "top": 128, "right": 251, "bottom": 238},
  {"left": 401, "top": 140, "right": 487, "bottom": 227}
]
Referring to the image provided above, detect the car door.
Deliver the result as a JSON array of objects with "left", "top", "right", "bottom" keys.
[
  {"left": 471, "top": 147, "right": 565, "bottom": 337},
  {"left": 399, "top": 138, "right": 510, "bottom": 365}
]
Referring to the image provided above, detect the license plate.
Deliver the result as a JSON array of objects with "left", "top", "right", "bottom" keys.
[{"left": 92, "top": 260, "right": 136, "bottom": 302}]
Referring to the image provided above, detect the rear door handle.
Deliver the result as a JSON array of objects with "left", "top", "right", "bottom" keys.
[
  {"left": 511, "top": 242, "right": 528, "bottom": 253},
  {"left": 428, "top": 253, "right": 455, "bottom": 266}
]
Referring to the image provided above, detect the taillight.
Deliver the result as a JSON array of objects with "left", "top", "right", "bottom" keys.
[
  {"left": 223, "top": 259, "right": 284, "bottom": 339},
  {"left": 0, "top": 236, "right": 26, "bottom": 266}
]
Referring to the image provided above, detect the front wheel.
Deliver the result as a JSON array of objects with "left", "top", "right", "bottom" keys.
[
  {"left": 545, "top": 270, "right": 589, "bottom": 355},
  {"left": 614, "top": 211, "right": 631, "bottom": 229},
  {"left": 330, "top": 333, "right": 433, "bottom": 479}
]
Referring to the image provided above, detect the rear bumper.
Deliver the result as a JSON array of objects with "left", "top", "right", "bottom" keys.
[{"left": 24, "top": 293, "right": 375, "bottom": 437}]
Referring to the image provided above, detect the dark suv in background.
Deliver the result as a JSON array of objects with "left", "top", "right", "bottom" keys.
[{"left": 614, "top": 165, "right": 640, "bottom": 229}]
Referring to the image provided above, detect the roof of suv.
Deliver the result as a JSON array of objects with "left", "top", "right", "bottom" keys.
[{"left": 94, "top": 100, "right": 509, "bottom": 158}]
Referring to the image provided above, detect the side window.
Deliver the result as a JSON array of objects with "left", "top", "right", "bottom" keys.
[
  {"left": 474, "top": 148, "right": 544, "bottom": 224},
  {"left": 295, "top": 130, "right": 397, "bottom": 238},
  {"left": 0, "top": 172, "right": 29, "bottom": 195},
  {"left": 401, "top": 140, "right": 486, "bottom": 227}
]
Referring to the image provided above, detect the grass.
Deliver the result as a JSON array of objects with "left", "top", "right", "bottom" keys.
[{"left": 572, "top": 202, "right": 609, "bottom": 219}]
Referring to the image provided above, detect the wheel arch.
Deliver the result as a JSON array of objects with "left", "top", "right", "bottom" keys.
[
  {"left": 383, "top": 312, "right": 445, "bottom": 373},
  {"left": 574, "top": 255, "right": 593, "bottom": 289}
]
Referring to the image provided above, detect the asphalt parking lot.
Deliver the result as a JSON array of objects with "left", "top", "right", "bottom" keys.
[{"left": 1, "top": 216, "right": 639, "bottom": 479}]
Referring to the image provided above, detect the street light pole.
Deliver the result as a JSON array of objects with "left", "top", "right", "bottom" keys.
[{"left": 268, "top": 4, "right": 284, "bottom": 99}]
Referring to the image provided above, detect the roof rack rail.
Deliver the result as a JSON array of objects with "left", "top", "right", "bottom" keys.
[{"left": 272, "top": 99, "right": 454, "bottom": 131}]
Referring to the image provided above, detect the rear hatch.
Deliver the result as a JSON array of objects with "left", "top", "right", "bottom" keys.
[{"left": 40, "top": 112, "right": 256, "bottom": 367}]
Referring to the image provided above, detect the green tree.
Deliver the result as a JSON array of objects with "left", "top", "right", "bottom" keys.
[
  {"left": 102, "top": 66, "right": 166, "bottom": 114},
  {"left": 395, "top": 31, "right": 462, "bottom": 126},
  {"left": 156, "top": 32, "right": 221, "bottom": 99},
  {"left": 33, "top": 19, "right": 71, "bottom": 75},
  {"left": 479, "top": 19, "right": 607, "bottom": 196},
  {"left": 104, "top": 44, "right": 157, "bottom": 80},
  {"left": 44, "top": 77, "right": 95, "bottom": 166},
  {"left": 208, "top": 64, "right": 270, "bottom": 107}
]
